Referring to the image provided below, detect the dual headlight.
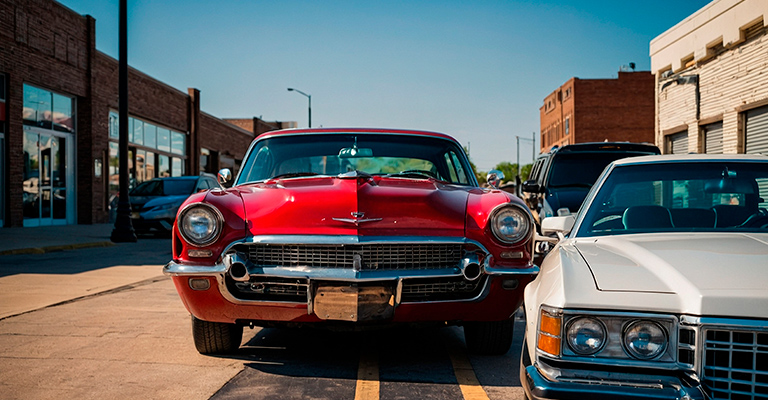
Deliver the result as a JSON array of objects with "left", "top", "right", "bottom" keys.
[
  {"left": 489, "top": 204, "right": 532, "bottom": 245},
  {"left": 538, "top": 307, "right": 673, "bottom": 363},
  {"left": 177, "top": 203, "right": 224, "bottom": 247}
]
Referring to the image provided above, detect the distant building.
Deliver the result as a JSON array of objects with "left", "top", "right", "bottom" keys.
[
  {"left": 0, "top": 0, "right": 294, "bottom": 228},
  {"left": 650, "top": 0, "right": 768, "bottom": 155},
  {"left": 539, "top": 71, "right": 655, "bottom": 153}
]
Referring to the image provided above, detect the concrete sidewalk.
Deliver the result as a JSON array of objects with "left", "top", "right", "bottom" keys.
[
  {"left": 0, "top": 224, "right": 170, "bottom": 320},
  {"left": 0, "top": 223, "right": 116, "bottom": 255}
]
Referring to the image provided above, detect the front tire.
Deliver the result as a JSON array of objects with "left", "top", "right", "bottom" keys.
[
  {"left": 191, "top": 316, "right": 243, "bottom": 355},
  {"left": 464, "top": 319, "right": 514, "bottom": 355}
]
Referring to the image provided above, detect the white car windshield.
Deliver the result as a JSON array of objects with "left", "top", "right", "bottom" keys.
[
  {"left": 235, "top": 133, "right": 475, "bottom": 186},
  {"left": 577, "top": 161, "right": 768, "bottom": 236}
]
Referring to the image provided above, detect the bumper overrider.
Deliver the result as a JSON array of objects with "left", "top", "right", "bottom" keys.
[
  {"left": 164, "top": 236, "right": 538, "bottom": 325},
  {"left": 521, "top": 352, "right": 706, "bottom": 400}
]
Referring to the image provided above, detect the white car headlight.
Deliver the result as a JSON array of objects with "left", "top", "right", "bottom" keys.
[
  {"left": 623, "top": 320, "right": 667, "bottom": 360},
  {"left": 566, "top": 317, "right": 607, "bottom": 355},
  {"left": 490, "top": 204, "right": 532, "bottom": 244},
  {"left": 178, "top": 204, "right": 223, "bottom": 246}
]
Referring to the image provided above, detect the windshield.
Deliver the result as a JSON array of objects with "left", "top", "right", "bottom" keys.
[
  {"left": 235, "top": 133, "right": 475, "bottom": 185},
  {"left": 548, "top": 153, "right": 652, "bottom": 189},
  {"left": 130, "top": 179, "right": 196, "bottom": 196},
  {"left": 577, "top": 161, "right": 768, "bottom": 237}
]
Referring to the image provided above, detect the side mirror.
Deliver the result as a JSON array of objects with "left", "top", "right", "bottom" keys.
[
  {"left": 486, "top": 170, "right": 504, "bottom": 189},
  {"left": 541, "top": 215, "right": 575, "bottom": 240},
  {"left": 522, "top": 180, "right": 541, "bottom": 193},
  {"left": 217, "top": 168, "right": 232, "bottom": 187}
]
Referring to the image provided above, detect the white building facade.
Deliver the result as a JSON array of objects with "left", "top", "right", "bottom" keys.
[{"left": 650, "top": 0, "right": 768, "bottom": 155}]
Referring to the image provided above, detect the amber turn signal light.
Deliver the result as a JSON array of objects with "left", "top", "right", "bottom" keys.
[{"left": 537, "top": 308, "right": 562, "bottom": 357}]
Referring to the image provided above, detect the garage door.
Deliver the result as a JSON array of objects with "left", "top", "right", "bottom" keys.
[
  {"left": 745, "top": 105, "right": 768, "bottom": 155},
  {"left": 703, "top": 121, "right": 723, "bottom": 154},
  {"left": 668, "top": 131, "right": 689, "bottom": 154}
]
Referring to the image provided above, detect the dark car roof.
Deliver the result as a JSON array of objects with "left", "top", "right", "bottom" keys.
[{"left": 549, "top": 142, "right": 660, "bottom": 155}]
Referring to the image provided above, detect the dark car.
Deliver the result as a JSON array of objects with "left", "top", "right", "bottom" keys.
[
  {"left": 521, "top": 142, "right": 660, "bottom": 227},
  {"left": 130, "top": 174, "right": 220, "bottom": 234}
]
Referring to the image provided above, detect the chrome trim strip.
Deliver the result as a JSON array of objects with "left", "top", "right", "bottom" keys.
[{"left": 163, "top": 261, "right": 226, "bottom": 276}]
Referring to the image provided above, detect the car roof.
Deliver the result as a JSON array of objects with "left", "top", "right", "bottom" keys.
[
  {"left": 611, "top": 153, "right": 768, "bottom": 166},
  {"left": 549, "top": 142, "right": 660, "bottom": 154},
  {"left": 253, "top": 127, "right": 461, "bottom": 144}
]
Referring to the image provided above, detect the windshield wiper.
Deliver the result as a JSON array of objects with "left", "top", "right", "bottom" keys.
[
  {"left": 385, "top": 170, "right": 442, "bottom": 181},
  {"left": 269, "top": 172, "right": 320, "bottom": 180}
]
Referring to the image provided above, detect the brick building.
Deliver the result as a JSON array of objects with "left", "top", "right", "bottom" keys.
[
  {"left": 0, "top": 0, "right": 293, "bottom": 228},
  {"left": 539, "top": 71, "right": 655, "bottom": 153},
  {"left": 650, "top": 0, "right": 767, "bottom": 156}
]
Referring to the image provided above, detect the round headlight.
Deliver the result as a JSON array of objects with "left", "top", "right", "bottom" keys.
[
  {"left": 623, "top": 320, "right": 667, "bottom": 360},
  {"left": 566, "top": 317, "right": 607, "bottom": 355},
  {"left": 490, "top": 205, "right": 532, "bottom": 244},
  {"left": 178, "top": 204, "right": 223, "bottom": 247}
]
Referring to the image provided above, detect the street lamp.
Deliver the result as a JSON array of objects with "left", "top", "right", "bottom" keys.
[
  {"left": 515, "top": 132, "right": 537, "bottom": 195},
  {"left": 287, "top": 88, "right": 311, "bottom": 128}
]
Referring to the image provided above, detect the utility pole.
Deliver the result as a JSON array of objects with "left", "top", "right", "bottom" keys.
[{"left": 111, "top": 0, "right": 136, "bottom": 242}]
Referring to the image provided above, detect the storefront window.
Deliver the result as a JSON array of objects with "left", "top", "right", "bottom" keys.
[
  {"left": 172, "top": 157, "right": 183, "bottom": 177},
  {"left": 132, "top": 118, "right": 143, "bottom": 146},
  {"left": 144, "top": 124, "right": 156, "bottom": 149},
  {"left": 23, "top": 84, "right": 53, "bottom": 129},
  {"left": 171, "top": 132, "right": 185, "bottom": 155},
  {"left": 158, "top": 155, "right": 170, "bottom": 177},
  {"left": 52, "top": 93, "right": 74, "bottom": 132},
  {"left": 157, "top": 128, "right": 171, "bottom": 152}
]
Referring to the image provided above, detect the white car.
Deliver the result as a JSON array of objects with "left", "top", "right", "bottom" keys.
[{"left": 521, "top": 154, "right": 768, "bottom": 400}]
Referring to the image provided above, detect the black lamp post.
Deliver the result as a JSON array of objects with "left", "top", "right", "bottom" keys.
[
  {"left": 111, "top": 0, "right": 137, "bottom": 242},
  {"left": 287, "top": 88, "right": 311, "bottom": 128}
]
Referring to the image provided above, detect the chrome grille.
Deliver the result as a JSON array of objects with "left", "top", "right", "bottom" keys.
[
  {"left": 245, "top": 243, "right": 462, "bottom": 270},
  {"left": 400, "top": 277, "right": 484, "bottom": 302},
  {"left": 702, "top": 328, "right": 768, "bottom": 399}
]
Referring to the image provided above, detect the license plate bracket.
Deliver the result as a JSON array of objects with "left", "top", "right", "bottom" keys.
[{"left": 313, "top": 285, "right": 394, "bottom": 322}]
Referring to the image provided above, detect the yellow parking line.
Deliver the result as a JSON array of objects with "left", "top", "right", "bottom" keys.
[
  {"left": 448, "top": 346, "right": 490, "bottom": 400},
  {"left": 355, "top": 349, "right": 380, "bottom": 400}
]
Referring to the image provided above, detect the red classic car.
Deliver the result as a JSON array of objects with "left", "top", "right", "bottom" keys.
[{"left": 163, "top": 128, "right": 537, "bottom": 355}]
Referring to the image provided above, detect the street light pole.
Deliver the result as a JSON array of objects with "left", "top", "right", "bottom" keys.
[
  {"left": 111, "top": 0, "right": 136, "bottom": 242},
  {"left": 287, "top": 88, "right": 311, "bottom": 128}
]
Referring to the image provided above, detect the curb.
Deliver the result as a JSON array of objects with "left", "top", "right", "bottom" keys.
[{"left": 0, "top": 241, "right": 115, "bottom": 256}]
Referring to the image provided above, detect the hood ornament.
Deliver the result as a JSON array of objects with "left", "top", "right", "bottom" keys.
[{"left": 333, "top": 211, "right": 382, "bottom": 226}]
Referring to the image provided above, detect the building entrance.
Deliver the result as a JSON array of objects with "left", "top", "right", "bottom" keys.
[{"left": 23, "top": 127, "right": 75, "bottom": 226}]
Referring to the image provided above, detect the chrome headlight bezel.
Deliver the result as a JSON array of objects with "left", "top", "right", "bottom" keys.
[
  {"left": 566, "top": 317, "right": 607, "bottom": 356},
  {"left": 541, "top": 309, "right": 677, "bottom": 368},
  {"left": 177, "top": 203, "right": 224, "bottom": 247},
  {"left": 489, "top": 203, "right": 533, "bottom": 245},
  {"left": 623, "top": 320, "right": 669, "bottom": 360}
]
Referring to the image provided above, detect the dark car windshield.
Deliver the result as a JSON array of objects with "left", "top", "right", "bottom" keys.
[
  {"left": 577, "top": 161, "right": 768, "bottom": 237},
  {"left": 130, "top": 179, "right": 196, "bottom": 196},
  {"left": 548, "top": 153, "right": 652, "bottom": 189},
  {"left": 235, "top": 133, "right": 475, "bottom": 186}
]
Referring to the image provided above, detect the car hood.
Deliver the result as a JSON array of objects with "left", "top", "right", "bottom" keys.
[
  {"left": 236, "top": 176, "right": 469, "bottom": 237},
  {"left": 142, "top": 195, "right": 188, "bottom": 209},
  {"left": 573, "top": 233, "right": 768, "bottom": 317}
]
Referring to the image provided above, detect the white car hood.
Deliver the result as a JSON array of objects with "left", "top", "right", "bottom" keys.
[{"left": 573, "top": 233, "right": 768, "bottom": 317}]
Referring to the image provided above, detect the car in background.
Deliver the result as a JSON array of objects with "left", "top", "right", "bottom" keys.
[
  {"left": 521, "top": 142, "right": 660, "bottom": 227},
  {"left": 521, "top": 154, "right": 768, "bottom": 400},
  {"left": 163, "top": 128, "right": 538, "bottom": 355},
  {"left": 130, "top": 174, "right": 220, "bottom": 235}
]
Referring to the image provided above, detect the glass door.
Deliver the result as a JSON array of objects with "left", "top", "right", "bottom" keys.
[{"left": 23, "top": 128, "right": 74, "bottom": 226}]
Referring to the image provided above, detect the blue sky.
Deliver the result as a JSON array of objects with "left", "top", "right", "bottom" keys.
[{"left": 58, "top": 0, "right": 709, "bottom": 171}]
